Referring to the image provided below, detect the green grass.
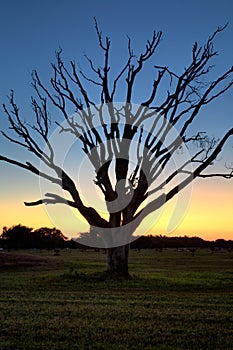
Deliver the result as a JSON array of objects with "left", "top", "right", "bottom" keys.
[{"left": 0, "top": 249, "right": 233, "bottom": 349}]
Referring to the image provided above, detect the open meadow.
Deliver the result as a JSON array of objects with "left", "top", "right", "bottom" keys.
[{"left": 0, "top": 248, "right": 233, "bottom": 350}]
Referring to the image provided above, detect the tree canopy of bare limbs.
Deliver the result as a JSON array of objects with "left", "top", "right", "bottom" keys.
[{"left": 1, "top": 21, "right": 233, "bottom": 277}]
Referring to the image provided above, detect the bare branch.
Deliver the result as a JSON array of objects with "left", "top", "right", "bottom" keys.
[
  {"left": 142, "top": 67, "right": 167, "bottom": 107},
  {"left": 126, "top": 30, "right": 162, "bottom": 103},
  {"left": 24, "top": 200, "right": 44, "bottom": 206},
  {"left": 25, "top": 193, "right": 77, "bottom": 208},
  {"left": 198, "top": 172, "right": 233, "bottom": 179},
  {"left": 0, "top": 155, "right": 61, "bottom": 185},
  {"left": 111, "top": 40, "right": 134, "bottom": 100}
]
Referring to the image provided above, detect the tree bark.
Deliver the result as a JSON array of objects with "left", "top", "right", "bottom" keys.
[{"left": 106, "top": 244, "right": 130, "bottom": 278}]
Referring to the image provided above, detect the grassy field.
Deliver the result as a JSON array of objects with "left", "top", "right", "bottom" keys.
[{"left": 0, "top": 248, "right": 233, "bottom": 350}]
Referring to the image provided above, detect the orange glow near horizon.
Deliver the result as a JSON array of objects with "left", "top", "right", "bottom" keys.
[
  {"left": 150, "top": 179, "right": 233, "bottom": 241},
  {"left": 0, "top": 178, "right": 232, "bottom": 241}
]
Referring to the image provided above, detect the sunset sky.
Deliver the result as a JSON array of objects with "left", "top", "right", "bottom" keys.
[{"left": 0, "top": 0, "right": 232, "bottom": 241}]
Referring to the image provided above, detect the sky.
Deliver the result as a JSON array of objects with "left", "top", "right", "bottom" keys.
[{"left": 0, "top": 0, "right": 232, "bottom": 241}]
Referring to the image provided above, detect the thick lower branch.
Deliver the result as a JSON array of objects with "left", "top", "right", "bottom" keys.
[{"left": 24, "top": 192, "right": 109, "bottom": 228}]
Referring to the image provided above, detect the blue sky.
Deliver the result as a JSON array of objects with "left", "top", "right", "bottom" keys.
[
  {"left": 0, "top": 0, "right": 232, "bottom": 129},
  {"left": 0, "top": 0, "right": 232, "bottom": 238}
]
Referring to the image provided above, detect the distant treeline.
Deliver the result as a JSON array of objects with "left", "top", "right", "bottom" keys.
[
  {"left": 130, "top": 235, "right": 233, "bottom": 251},
  {"left": 0, "top": 224, "right": 232, "bottom": 251}
]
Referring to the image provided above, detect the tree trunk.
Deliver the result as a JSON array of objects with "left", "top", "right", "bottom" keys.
[{"left": 106, "top": 244, "right": 130, "bottom": 278}]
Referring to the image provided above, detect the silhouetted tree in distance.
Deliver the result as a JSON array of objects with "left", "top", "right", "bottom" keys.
[
  {"left": 0, "top": 225, "right": 68, "bottom": 250},
  {"left": 33, "top": 227, "right": 68, "bottom": 250},
  {"left": 1, "top": 224, "right": 33, "bottom": 250},
  {"left": 0, "top": 22, "right": 233, "bottom": 277}
]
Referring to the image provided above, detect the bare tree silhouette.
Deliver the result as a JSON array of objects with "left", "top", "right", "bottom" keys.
[{"left": 1, "top": 22, "right": 233, "bottom": 277}]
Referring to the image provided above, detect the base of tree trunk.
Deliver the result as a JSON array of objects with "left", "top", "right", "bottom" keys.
[{"left": 106, "top": 244, "right": 130, "bottom": 278}]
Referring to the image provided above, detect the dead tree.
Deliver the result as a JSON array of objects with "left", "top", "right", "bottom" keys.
[{"left": 1, "top": 22, "right": 233, "bottom": 277}]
